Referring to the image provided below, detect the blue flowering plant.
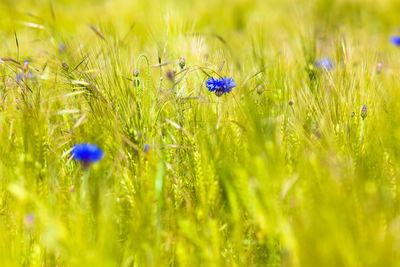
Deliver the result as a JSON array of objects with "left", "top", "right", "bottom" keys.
[
  {"left": 206, "top": 76, "right": 236, "bottom": 97},
  {"left": 361, "top": 105, "right": 367, "bottom": 120},
  {"left": 315, "top": 57, "right": 334, "bottom": 71},
  {"left": 390, "top": 36, "right": 400, "bottom": 46},
  {"left": 23, "top": 60, "right": 29, "bottom": 72},
  {"left": 71, "top": 143, "right": 104, "bottom": 167}
]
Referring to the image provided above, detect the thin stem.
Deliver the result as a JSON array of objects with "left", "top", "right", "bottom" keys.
[
  {"left": 360, "top": 119, "right": 365, "bottom": 146},
  {"left": 80, "top": 169, "right": 90, "bottom": 209}
]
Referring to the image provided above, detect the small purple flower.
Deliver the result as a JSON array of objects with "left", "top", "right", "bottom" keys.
[
  {"left": 390, "top": 36, "right": 400, "bottom": 46},
  {"left": 206, "top": 76, "right": 236, "bottom": 97},
  {"left": 16, "top": 73, "right": 23, "bottom": 82},
  {"left": 179, "top": 57, "right": 186, "bottom": 69},
  {"left": 62, "top": 62, "right": 69, "bottom": 70},
  {"left": 361, "top": 105, "right": 367, "bottom": 120},
  {"left": 59, "top": 42, "right": 66, "bottom": 52},
  {"left": 71, "top": 143, "right": 104, "bottom": 164},
  {"left": 144, "top": 144, "right": 150, "bottom": 153},
  {"left": 377, "top": 62, "right": 383, "bottom": 74},
  {"left": 256, "top": 85, "right": 264, "bottom": 95},
  {"left": 25, "top": 213, "right": 35, "bottom": 228},
  {"left": 166, "top": 69, "right": 175, "bottom": 80},
  {"left": 23, "top": 60, "right": 29, "bottom": 72},
  {"left": 315, "top": 57, "right": 334, "bottom": 71},
  {"left": 27, "top": 71, "right": 33, "bottom": 79}
]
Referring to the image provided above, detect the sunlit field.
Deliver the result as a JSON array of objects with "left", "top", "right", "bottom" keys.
[{"left": 1, "top": 0, "right": 400, "bottom": 266}]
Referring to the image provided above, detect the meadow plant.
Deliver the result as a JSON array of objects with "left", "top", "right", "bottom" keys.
[{"left": 0, "top": 0, "right": 400, "bottom": 266}]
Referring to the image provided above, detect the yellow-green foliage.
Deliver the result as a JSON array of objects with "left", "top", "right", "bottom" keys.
[{"left": 1, "top": 0, "right": 400, "bottom": 266}]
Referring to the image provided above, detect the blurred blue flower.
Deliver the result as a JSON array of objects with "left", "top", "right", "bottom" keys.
[
  {"left": 16, "top": 73, "right": 23, "bottom": 82},
  {"left": 23, "top": 60, "right": 29, "bottom": 72},
  {"left": 27, "top": 71, "right": 34, "bottom": 79},
  {"left": 390, "top": 36, "right": 400, "bottom": 46},
  {"left": 62, "top": 62, "right": 69, "bottom": 70},
  {"left": 71, "top": 143, "right": 104, "bottom": 163},
  {"left": 59, "top": 42, "right": 66, "bottom": 52},
  {"left": 144, "top": 144, "right": 150, "bottom": 153},
  {"left": 315, "top": 57, "right": 334, "bottom": 71},
  {"left": 206, "top": 77, "right": 222, "bottom": 91},
  {"left": 24, "top": 213, "right": 35, "bottom": 228},
  {"left": 206, "top": 76, "right": 236, "bottom": 96},
  {"left": 361, "top": 104, "right": 367, "bottom": 120}
]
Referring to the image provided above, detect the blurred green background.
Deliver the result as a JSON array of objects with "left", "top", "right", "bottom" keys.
[{"left": 1, "top": 0, "right": 400, "bottom": 266}]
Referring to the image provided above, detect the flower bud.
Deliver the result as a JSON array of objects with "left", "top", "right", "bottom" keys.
[
  {"left": 27, "top": 71, "right": 34, "bottom": 80},
  {"left": 62, "top": 62, "right": 69, "bottom": 70},
  {"left": 256, "top": 85, "right": 264, "bottom": 95},
  {"left": 166, "top": 69, "right": 175, "bottom": 81},
  {"left": 16, "top": 73, "right": 23, "bottom": 82},
  {"left": 179, "top": 57, "right": 186, "bottom": 69},
  {"left": 376, "top": 62, "right": 382, "bottom": 74},
  {"left": 24, "top": 213, "right": 35, "bottom": 229},
  {"left": 360, "top": 105, "right": 367, "bottom": 120},
  {"left": 23, "top": 60, "right": 29, "bottom": 72},
  {"left": 59, "top": 42, "right": 66, "bottom": 52}
]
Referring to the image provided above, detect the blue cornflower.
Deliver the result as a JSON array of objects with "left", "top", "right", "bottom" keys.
[
  {"left": 206, "top": 76, "right": 236, "bottom": 96},
  {"left": 27, "top": 71, "right": 34, "bottom": 80},
  {"left": 16, "top": 73, "right": 23, "bottom": 82},
  {"left": 59, "top": 42, "right": 66, "bottom": 52},
  {"left": 23, "top": 60, "right": 29, "bottom": 72},
  {"left": 206, "top": 77, "right": 222, "bottom": 91},
  {"left": 361, "top": 105, "right": 367, "bottom": 120},
  {"left": 315, "top": 57, "right": 334, "bottom": 71},
  {"left": 144, "top": 144, "right": 150, "bottom": 153},
  {"left": 390, "top": 36, "right": 400, "bottom": 46},
  {"left": 71, "top": 143, "right": 104, "bottom": 164}
]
